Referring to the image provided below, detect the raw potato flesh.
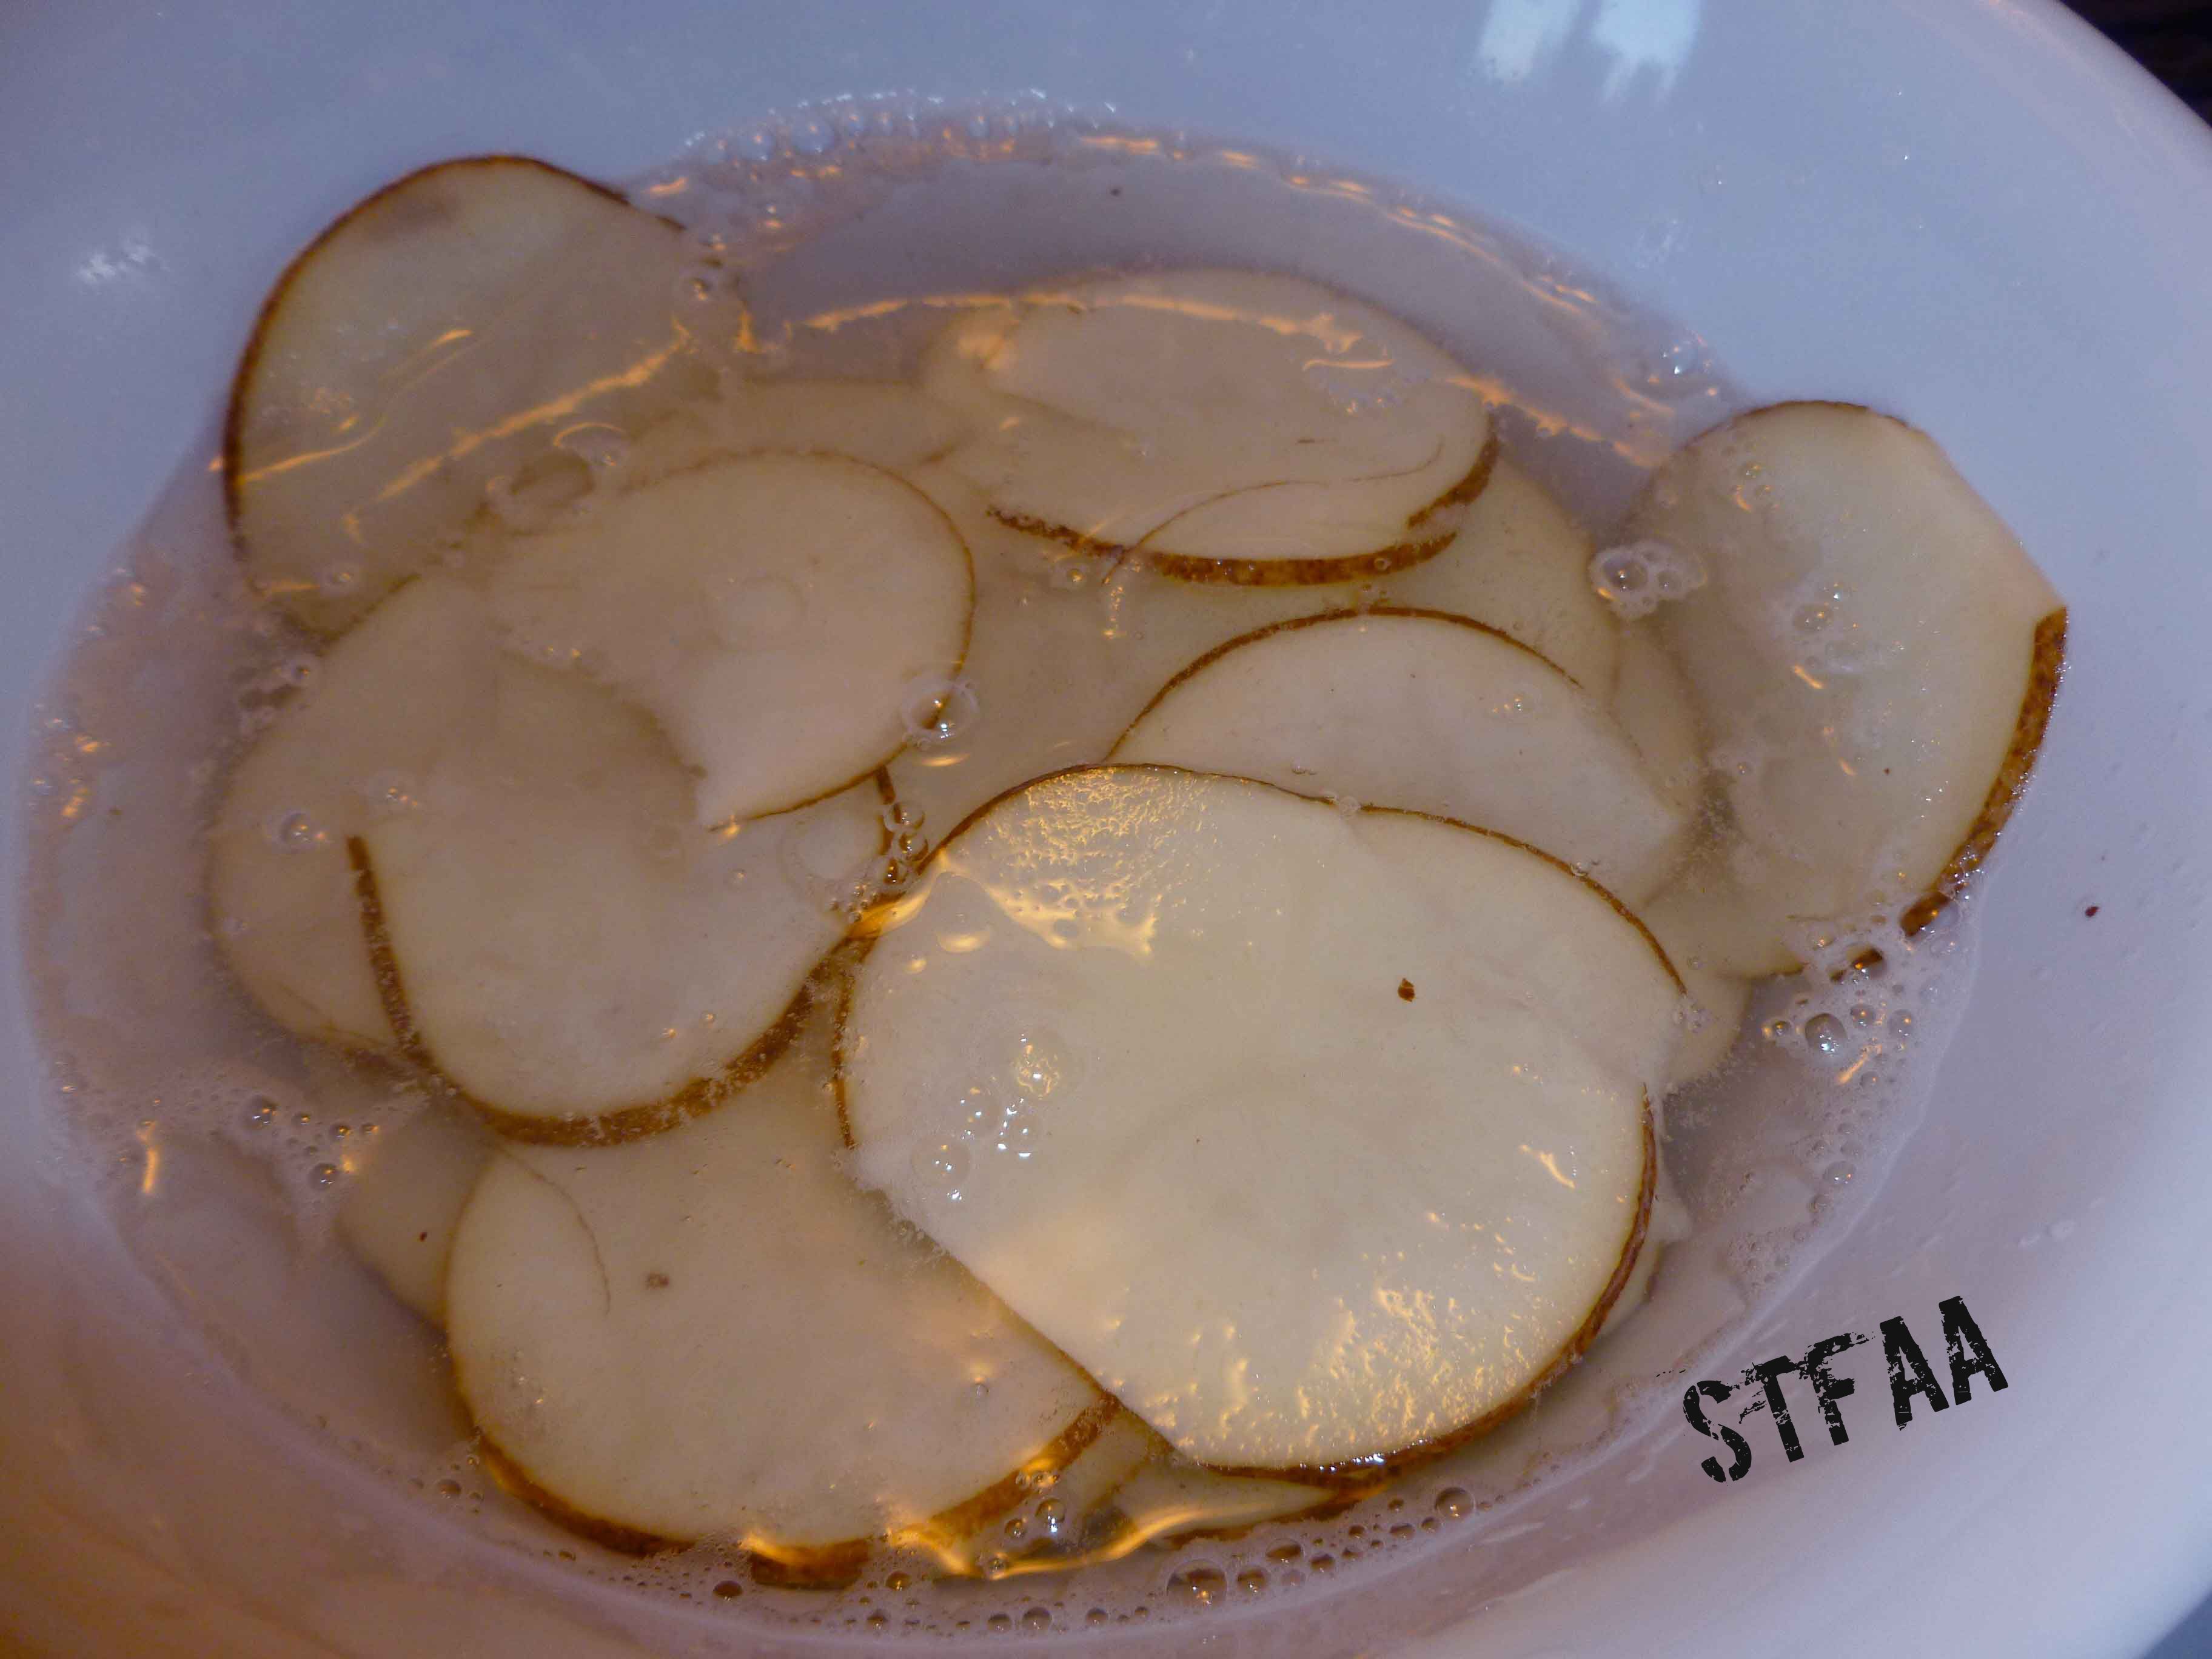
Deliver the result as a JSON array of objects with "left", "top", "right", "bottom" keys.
[
  {"left": 842, "top": 768, "right": 1677, "bottom": 1472},
  {"left": 209, "top": 578, "right": 501, "bottom": 1051},
  {"left": 212, "top": 575, "right": 877, "bottom": 1134},
  {"left": 1111, "top": 609, "right": 1692, "bottom": 907},
  {"left": 1595, "top": 1179, "right": 1692, "bottom": 1339},
  {"left": 483, "top": 452, "right": 973, "bottom": 825},
  {"left": 880, "top": 465, "right": 1132, "bottom": 840},
  {"left": 1096, "top": 455, "right": 1615, "bottom": 697},
  {"left": 1637, "top": 846, "right": 1801, "bottom": 982},
  {"left": 928, "top": 1408, "right": 1335, "bottom": 1575},
  {"left": 358, "top": 623, "right": 880, "bottom": 1136},
  {"left": 1664, "top": 964, "right": 1751, "bottom": 1092},
  {"left": 1609, "top": 625, "right": 1705, "bottom": 822},
  {"left": 464, "top": 380, "right": 975, "bottom": 537},
  {"left": 335, "top": 1100, "right": 494, "bottom": 1323},
  {"left": 445, "top": 1007, "right": 1106, "bottom": 1561},
  {"left": 227, "top": 156, "right": 716, "bottom": 634},
  {"left": 1631, "top": 402, "right": 2065, "bottom": 970},
  {"left": 885, "top": 457, "right": 1619, "bottom": 840},
  {"left": 1386, "top": 454, "right": 1620, "bottom": 691},
  {"left": 1108, "top": 1458, "right": 1336, "bottom": 1543},
  {"left": 927, "top": 273, "right": 1495, "bottom": 581}
]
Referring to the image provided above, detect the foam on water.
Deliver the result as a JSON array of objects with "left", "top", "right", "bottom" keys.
[{"left": 15, "top": 97, "right": 1994, "bottom": 1643}]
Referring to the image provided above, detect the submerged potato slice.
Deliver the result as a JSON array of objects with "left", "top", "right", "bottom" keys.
[
  {"left": 842, "top": 768, "right": 1677, "bottom": 1472},
  {"left": 469, "top": 381, "right": 976, "bottom": 539},
  {"left": 1664, "top": 964, "right": 1751, "bottom": 1091},
  {"left": 209, "top": 578, "right": 498, "bottom": 1051},
  {"left": 1609, "top": 625, "right": 1705, "bottom": 822},
  {"left": 1384, "top": 454, "right": 1620, "bottom": 690},
  {"left": 1631, "top": 402, "right": 2064, "bottom": 968},
  {"left": 927, "top": 1408, "right": 1336, "bottom": 1575},
  {"left": 880, "top": 465, "right": 1131, "bottom": 840},
  {"left": 885, "top": 457, "right": 1619, "bottom": 840},
  {"left": 446, "top": 1007, "right": 1105, "bottom": 1561},
  {"left": 211, "top": 575, "right": 877, "bottom": 1132},
  {"left": 335, "top": 1100, "right": 495, "bottom": 1323},
  {"left": 1112, "top": 609, "right": 1691, "bottom": 906},
  {"left": 928, "top": 273, "right": 1495, "bottom": 581},
  {"left": 359, "top": 645, "right": 879, "bottom": 1138},
  {"left": 228, "top": 156, "right": 714, "bottom": 634},
  {"left": 483, "top": 453, "right": 973, "bottom": 825}
]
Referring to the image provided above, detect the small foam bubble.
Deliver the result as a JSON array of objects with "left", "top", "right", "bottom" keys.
[
  {"left": 899, "top": 677, "right": 979, "bottom": 747},
  {"left": 265, "top": 809, "right": 319, "bottom": 852}
]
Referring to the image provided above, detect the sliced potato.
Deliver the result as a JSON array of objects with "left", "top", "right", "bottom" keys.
[
  {"left": 209, "top": 578, "right": 498, "bottom": 1051},
  {"left": 335, "top": 1100, "right": 494, "bottom": 1322},
  {"left": 1631, "top": 402, "right": 2064, "bottom": 967},
  {"left": 886, "top": 458, "right": 1622, "bottom": 841},
  {"left": 1096, "top": 454, "right": 1614, "bottom": 688},
  {"left": 1111, "top": 609, "right": 1692, "bottom": 906},
  {"left": 843, "top": 767, "right": 1675, "bottom": 1472},
  {"left": 483, "top": 453, "right": 973, "bottom": 825},
  {"left": 1384, "top": 454, "right": 1619, "bottom": 689},
  {"left": 926, "top": 1408, "right": 1335, "bottom": 1575},
  {"left": 706, "top": 378, "right": 971, "bottom": 471},
  {"left": 446, "top": 1006, "right": 1106, "bottom": 1561},
  {"left": 1108, "top": 1459, "right": 1335, "bottom": 1543},
  {"left": 1596, "top": 1180, "right": 1691, "bottom": 1339},
  {"left": 469, "top": 380, "right": 976, "bottom": 530},
  {"left": 227, "top": 156, "right": 712, "bottom": 633},
  {"left": 1638, "top": 845, "right": 1801, "bottom": 982},
  {"left": 1609, "top": 625, "right": 1704, "bottom": 820},
  {"left": 877, "top": 466, "right": 1124, "bottom": 836},
  {"left": 360, "top": 652, "right": 880, "bottom": 1138},
  {"left": 1664, "top": 964, "right": 1751, "bottom": 1091},
  {"left": 928, "top": 273, "right": 1495, "bottom": 581}
]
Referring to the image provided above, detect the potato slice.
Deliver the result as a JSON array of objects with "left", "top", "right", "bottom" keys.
[
  {"left": 466, "top": 381, "right": 975, "bottom": 532},
  {"left": 209, "top": 578, "right": 498, "bottom": 1051},
  {"left": 335, "top": 1101, "right": 494, "bottom": 1323},
  {"left": 210, "top": 575, "right": 877, "bottom": 1128},
  {"left": 842, "top": 768, "right": 1676, "bottom": 1473},
  {"left": 705, "top": 378, "right": 971, "bottom": 472},
  {"left": 227, "top": 156, "right": 711, "bottom": 634},
  {"left": 1631, "top": 402, "right": 2065, "bottom": 968},
  {"left": 1384, "top": 453, "right": 1619, "bottom": 691},
  {"left": 1596, "top": 1181, "right": 1691, "bottom": 1339},
  {"left": 481, "top": 453, "right": 973, "bottom": 825},
  {"left": 1638, "top": 846, "right": 1800, "bottom": 982},
  {"left": 358, "top": 653, "right": 879, "bottom": 1139},
  {"left": 928, "top": 273, "right": 1495, "bottom": 581},
  {"left": 1108, "top": 1459, "right": 1335, "bottom": 1543},
  {"left": 1609, "top": 625, "right": 1704, "bottom": 821},
  {"left": 879, "top": 465, "right": 1133, "bottom": 842},
  {"left": 445, "top": 1005, "right": 1106, "bottom": 1563},
  {"left": 1104, "top": 455, "right": 1615, "bottom": 688},
  {"left": 1664, "top": 964, "right": 1751, "bottom": 1091},
  {"left": 885, "top": 458, "right": 1619, "bottom": 842},
  {"left": 926, "top": 1407, "right": 1336, "bottom": 1575},
  {"left": 1111, "top": 609, "right": 1691, "bottom": 906}
]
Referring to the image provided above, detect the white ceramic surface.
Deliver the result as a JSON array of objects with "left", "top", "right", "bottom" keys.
[{"left": 6, "top": 2, "right": 2212, "bottom": 1655}]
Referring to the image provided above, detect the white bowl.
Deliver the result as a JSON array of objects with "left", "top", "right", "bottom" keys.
[{"left": 6, "top": 2, "right": 2212, "bottom": 1654}]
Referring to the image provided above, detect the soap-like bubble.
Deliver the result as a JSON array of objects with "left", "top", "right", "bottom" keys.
[
  {"left": 900, "top": 677, "right": 979, "bottom": 746},
  {"left": 1590, "top": 538, "right": 1706, "bottom": 618}
]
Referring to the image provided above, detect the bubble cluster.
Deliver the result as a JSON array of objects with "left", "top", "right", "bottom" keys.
[{"left": 1589, "top": 538, "right": 1708, "bottom": 618}]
